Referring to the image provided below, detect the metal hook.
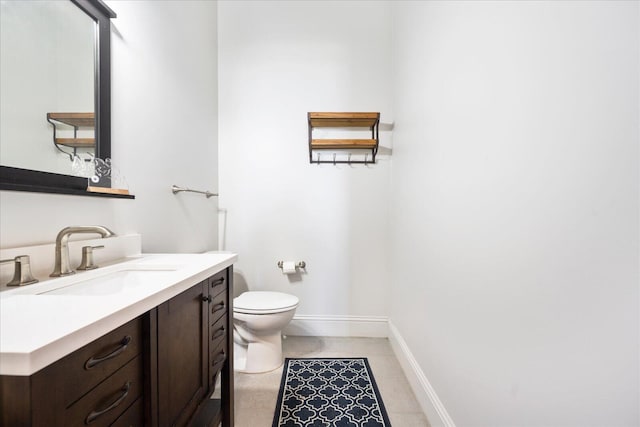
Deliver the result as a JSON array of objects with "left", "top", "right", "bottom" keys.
[
  {"left": 364, "top": 153, "right": 369, "bottom": 164},
  {"left": 317, "top": 153, "right": 321, "bottom": 164},
  {"left": 333, "top": 153, "right": 337, "bottom": 165},
  {"left": 348, "top": 153, "right": 352, "bottom": 165}
]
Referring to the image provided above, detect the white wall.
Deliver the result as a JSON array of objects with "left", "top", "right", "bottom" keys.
[
  {"left": 390, "top": 1, "right": 639, "bottom": 426},
  {"left": 0, "top": 1, "right": 219, "bottom": 254},
  {"left": 218, "top": 1, "right": 392, "bottom": 323}
]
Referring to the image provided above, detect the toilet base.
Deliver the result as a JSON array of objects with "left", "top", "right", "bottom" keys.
[
  {"left": 234, "top": 330, "right": 284, "bottom": 373},
  {"left": 232, "top": 296, "right": 297, "bottom": 374}
]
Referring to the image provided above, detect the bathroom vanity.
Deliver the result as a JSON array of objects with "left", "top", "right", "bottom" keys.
[{"left": 0, "top": 252, "right": 236, "bottom": 427}]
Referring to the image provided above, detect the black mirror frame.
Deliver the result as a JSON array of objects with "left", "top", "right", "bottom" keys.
[{"left": 0, "top": 0, "right": 133, "bottom": 199}]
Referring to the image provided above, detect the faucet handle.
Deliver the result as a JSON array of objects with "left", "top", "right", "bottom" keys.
[
  {"left": 77, "top": 246, "right": 105, "bottom": 271},
  {"left": 0, "top": 255, "right": 39, "bottom": 286}
]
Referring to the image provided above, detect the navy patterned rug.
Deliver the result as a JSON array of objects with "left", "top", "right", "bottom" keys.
[{"left": 272, "top": 358, "right": 392, "bottom": 427}]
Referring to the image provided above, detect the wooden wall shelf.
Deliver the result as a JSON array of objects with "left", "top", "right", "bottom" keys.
[
  {"left": 308, "top": 112, "right": 380, "bottom": 164},
  {"left": 54, "top": 138, "right": 95, "bottom": 148},
  {"left": 46, "top": 112, "right": 96, "bottom": 158},
  {"left": 310, "top": 139, "right": 377, "bottom": 149},
  {"left": 47, "top": 112, "right": 94, "bottom": 127}
]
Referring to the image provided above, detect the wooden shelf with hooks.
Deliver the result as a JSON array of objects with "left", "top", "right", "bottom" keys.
[
  {"left": 46, "top": 112, "right": 95, "bottom": 154},
  {"left": 308, "top": 112, "right": 380, "bottom": 164}
]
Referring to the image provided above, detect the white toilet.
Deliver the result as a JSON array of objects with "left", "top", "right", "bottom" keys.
[{"left": 233, "top": 291, "right": 299, "bottom": 373}]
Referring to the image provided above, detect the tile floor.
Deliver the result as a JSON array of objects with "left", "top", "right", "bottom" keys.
[{"left": 232, "top": 336, "right": 431, "bottom": 427}]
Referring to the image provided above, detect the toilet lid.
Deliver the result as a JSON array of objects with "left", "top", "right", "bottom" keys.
[{"left": 234, "top": 291, "right": 299, "bottom": 314}]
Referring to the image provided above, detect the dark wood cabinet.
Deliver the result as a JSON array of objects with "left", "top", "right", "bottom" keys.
[
  {"left": 153, "top": 267, "right": 234, "bottom": 427},
  {"left": 0, "top": 266, "right": 234, "bottom": 427},
  {"left": 157, "top": 281, "right": 208, "bottom": 426}
]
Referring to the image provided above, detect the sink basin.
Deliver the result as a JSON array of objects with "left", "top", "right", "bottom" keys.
[{"left": 40, "top": 267, "right": 177, "bottom": 296}]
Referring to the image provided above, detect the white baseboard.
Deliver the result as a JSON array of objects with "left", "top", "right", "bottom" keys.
[
  {"left": 388, "top": 321, "right": 456, "bottom": 427},
  {"left": 284, "top": 314, "right": 389, "bottom": 337}
]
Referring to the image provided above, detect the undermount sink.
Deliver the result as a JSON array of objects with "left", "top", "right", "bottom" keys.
[{"left": 39, "top": 266, "right": 178, "bottom": 296}]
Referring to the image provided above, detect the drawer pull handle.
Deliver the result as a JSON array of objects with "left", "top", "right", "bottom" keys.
[
  {"left": 85, "top": 336, "right": 132, "bottom": 369},
  {"left": 212, "top": 326, "right": 225, "bottom": 340},
  {"left": 85, "top": 381, "right": 131, "bottom": 424},
  {"left": 212, "top": 302, "right": 225, "bottom": 313},
  {"left": 213, "top": 352, "right": 226, "bottom": 366},
  {"left": 211, "top": 277, "right": 225, "bottom": 287}
]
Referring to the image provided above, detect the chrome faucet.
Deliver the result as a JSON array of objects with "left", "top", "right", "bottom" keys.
[
  {"left": 50, "top": 226, "right": 115, "bottom": 277},
  {"left": 0, "top": 255, "right": 38, "bottom": 286}
]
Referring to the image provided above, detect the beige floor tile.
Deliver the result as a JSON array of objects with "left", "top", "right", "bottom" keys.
[
  {"left": 367, "top": 354, "right": 409, "bottom": 381},
  {"left": 235, "top": 368, "right": 284, "bottom": 389},
  {"left": 234, "top": 370, "right": 282, "bottom": 410},
  {"left": 234, "top": 405, "right": 276, "bottom": 427},
  {"left": 388, "top": 411, "right": 431, "bottom": 427},
  {"left": 283, "top": 351, "right": 356, "bottom": 360},
  {"left": 376, "top": 376, "right": 424, "bottom": 413},
  {"left": 283, "top": 336, "right": 395, "bottom": 357},
  {"left": 234, "top": 386, "right": 279, "bottom": 410}
]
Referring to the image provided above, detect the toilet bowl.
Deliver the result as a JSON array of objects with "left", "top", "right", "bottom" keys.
[{"left": 233, "top": 291, "right": 298, "bottom": 373}]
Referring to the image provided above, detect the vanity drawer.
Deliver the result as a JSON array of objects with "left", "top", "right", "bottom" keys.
[
  {"left": 210, "top": 311, "right": 227, "bottom": 351},
  {"left": 209, "top": 342, "right": 227, "bottom": 387},
  {"left": 110, "top": 397, "right": 144, "bottom": 427},
  {"left": 64, "top": 355, "right": 143, "bottom": 427},
  {"left": 53, "top": 316, "right": 143, "bottom": 407},
  {"left": 210, "top": 289, "right": 227, "bottom": 323},
  {"left": 209, "top": 270, "right": 227, "bottom": 297}
]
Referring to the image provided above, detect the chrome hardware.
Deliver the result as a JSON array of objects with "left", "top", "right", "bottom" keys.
[
  {"left": 85, "top": 381, "right": 131, "bottom": 424},
  {"left": 0, "top": 255, "right": 38, "bottom": 286},
  {"left": 171, "top": 185, "right": 218, "bottom": 198},
  {"left": 50, "top": 226, "right": 115, "bottom": 277},
  {"left": 85, "top": 336, "right": 132, "bottom": 369},
  {"left": 212, "top": 351, "right": 226, "bottom": 365},
  {"left": 77, "top": 245, "right": 105, "bottom": 271},
  {"left": 212, "top": 326, "right": 225, "bottom": 340},
  {"left": 211, "top": 302, "right": 225, "bottom": 313},
  {"left": 210, "top": 277, "right": 225, "bottom": 287}
]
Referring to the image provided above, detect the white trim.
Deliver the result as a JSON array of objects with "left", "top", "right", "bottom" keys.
[
  {"left": 388, "top": 321, "right": 456, "bottom": 427},
  {"left": 284, "top": 314, "right": 389, "bottom": 337}
]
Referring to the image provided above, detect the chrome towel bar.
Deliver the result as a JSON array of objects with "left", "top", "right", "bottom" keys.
[{"left": 171, "top": 185, "right": 218, "bottom": 198}]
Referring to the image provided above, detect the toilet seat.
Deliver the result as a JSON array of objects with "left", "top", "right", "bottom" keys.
[{"left": 234, "top": 291, "right": 299, "bottom": 314}]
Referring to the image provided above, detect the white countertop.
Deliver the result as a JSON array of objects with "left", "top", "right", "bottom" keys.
[{"left": 0, "top": 252, "right": 237, "bottom": 376}]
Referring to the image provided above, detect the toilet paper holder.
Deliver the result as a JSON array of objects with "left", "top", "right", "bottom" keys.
[{"left": 277, "top": 261, "right": 306, "bottom": 270}]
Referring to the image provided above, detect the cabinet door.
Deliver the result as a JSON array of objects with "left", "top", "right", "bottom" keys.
[{"left": 157, "top": 281, "right": 208, "bottom": 427}]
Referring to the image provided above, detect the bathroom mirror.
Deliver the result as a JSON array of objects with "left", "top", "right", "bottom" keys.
[{"left": 0, "top": 0, "right": 126, "bottom": 198}]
